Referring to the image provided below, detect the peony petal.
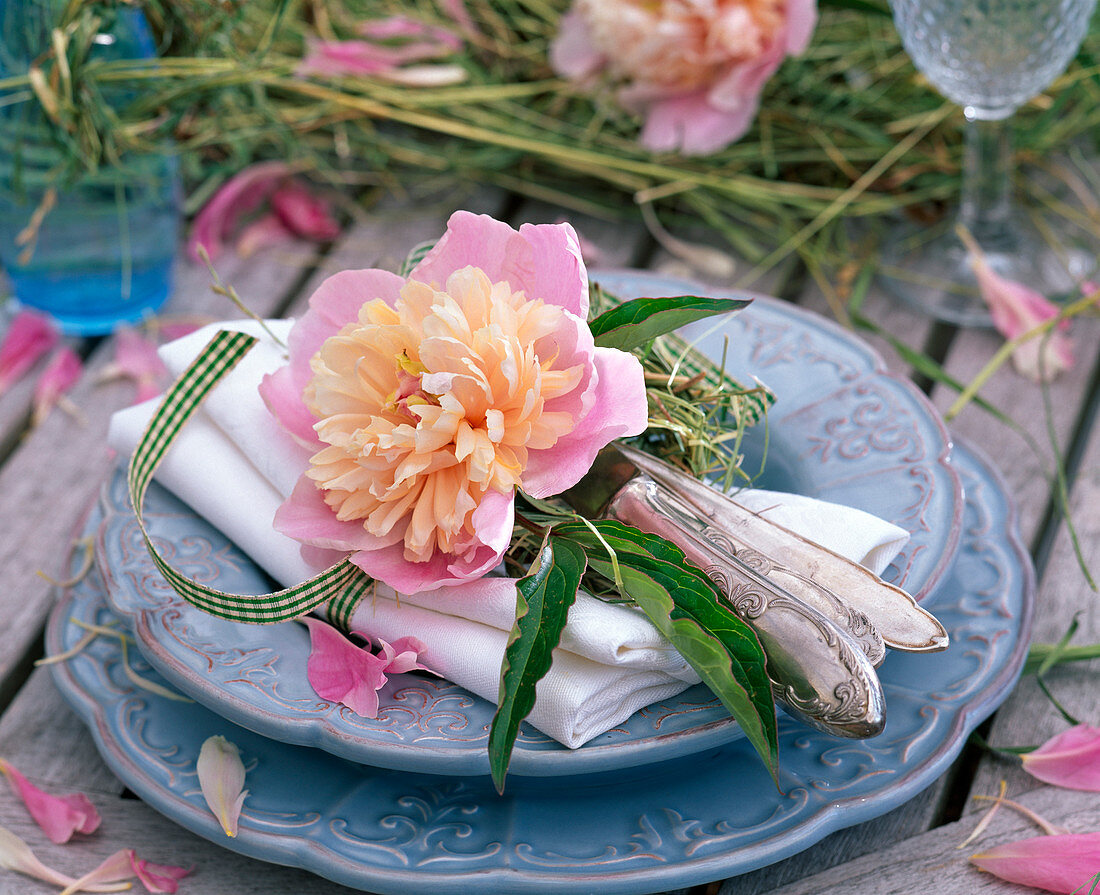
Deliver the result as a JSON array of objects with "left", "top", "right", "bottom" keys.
[
  {"left": 0, "top": 308, "right": 58, "bottom": 394},
  {"left": 411, "top": 212, "right": 589, "bottom": 318},
  {"left": 358, "top": 16, "right": 462, "bottom": 51},
  {"left": 377, "top": 636, "right": 435, "bottom": 674},
  {"left": 196, "top": 735, "right": 248, "bottom": 838},
  {"left": 523, "top": 346, "right": 648, "bottom": 497},
  {"left": 640, "top": 89, "right": 758, "bottom": 156},
  {"left": 964, "top": 234, "right": 1076, "bottom": 382},
  {"left": 270, "top": 181, "right": 340, "bottom": 241},
  {"left": 549, "top": 8, "right": 607, "bottom": 80},
  {"left": 274, "top": 476, "right": 381, "bottom": 553},
  {"left": 971, "top": 832, "right": 1100, "bottom": 894},
  {"left": 303, "top": 617, "right": 389, "bottom": 717},
  {"left": 0, "top": 827, "right": 128, "bottom": 893},
  {"left": 130, "top": 853, "right": 192, "bottom": 894},
  {"left": 235, "top": 212, "right": 294, "bottom": 258},
  {"left": 59, "top": 850, "right": 138, "bottom": 895},
  {"left": 32, "top": 346, "right": 82, "bottom": 427},
  {"left": 187, "top": 161, "right": 292, "bottom": 261},
  {"left": 109, "top": 327, "right": 167, "bottom": 404},
  {"left": 784, "top": 0, "right": 819, "bottom": 54},
  {"left": 0, "top": 758, "right": 100, "bottom": 843},
  {"left": 1021, "top": 724, "right": 1100, "bottom": 791},
  {"left": 260, "top": 268, "right": 407, "bottom": 446}
]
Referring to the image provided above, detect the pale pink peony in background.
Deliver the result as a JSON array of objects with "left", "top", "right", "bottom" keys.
[
  {"left": 551, "top": 0, "right": 817, "bottom": 155},
  {"left": 261, "top": 211, "right": 649, "bottom": 594}
]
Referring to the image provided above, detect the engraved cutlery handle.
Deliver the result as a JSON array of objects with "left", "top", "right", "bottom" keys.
[{"left": 607, "top": 476, "right": 886, "bottom": 739}]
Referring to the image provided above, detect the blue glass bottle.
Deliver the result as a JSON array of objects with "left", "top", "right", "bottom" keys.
[{"left": 0, "top": 1, "right": 180, "bottom": 335}]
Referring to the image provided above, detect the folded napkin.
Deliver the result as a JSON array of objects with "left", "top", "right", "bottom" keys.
[{"left": 108, "top": 320, "right": 909, "bottom": 748}]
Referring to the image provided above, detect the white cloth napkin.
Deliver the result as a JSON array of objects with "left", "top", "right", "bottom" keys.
[{"left": 108, "top": 319, "right": 910, "bottom": 748}]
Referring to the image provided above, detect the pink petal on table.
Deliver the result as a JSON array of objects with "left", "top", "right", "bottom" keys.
[
  {"left": 187, "top": 161, "right": 294, "bottom": 261},
  {"left": 377, "top": 636, "right": 435, "bottom": 675},
  {"left": 196, "top": 735, "right": 248, "bottom": 838},
  {"left": 0, "top": 759, "right": 99, "bottom": 843},
  {"left": 438, "top": 0, "right": 480, "bottom": 38},
  {"left": 0, "top": 308, "right": 58, "bottom": 394},
  {"left": 971, "top": 832, "right": 1100, "bottom": 893},
  {"left": 59, "top": 850, "right": 140, "bottom": 895},
  {"left": 0, "top": 827, "right": 128, "bottom": 893},
  {"left": 270, "top": 181, "right": 340, "bottom": 242},
  {"left": 963, "top": 233, "right": 1075, "bottom": 382},
  {"left": 303, "top": 617, "right": 390, "bottom": 717},
  {"left": 234, "top": 212, "right": 294, "bottom": 258},
  {"left": 130, "top": 852, "right": 192, "bottom": 894},
  {"left": 1021, "top": 724, "right": 1100, "bottom": 791},
  {"left": 111, "top": 327, "right": 167, "bottom": 404},
  {"left": 32, "top": 346, "right": 82, "bottom": 427}
]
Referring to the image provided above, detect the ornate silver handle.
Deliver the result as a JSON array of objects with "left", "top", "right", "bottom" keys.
[{"left": 606, "top": 475, "right": 886, "bottom": 739}]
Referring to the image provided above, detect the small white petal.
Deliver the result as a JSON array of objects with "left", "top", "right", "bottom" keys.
[{"left": 196, "top": 735, "right": 248, "bottom": 838}]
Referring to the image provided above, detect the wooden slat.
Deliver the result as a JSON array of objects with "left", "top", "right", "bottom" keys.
[
  {"left": 932, "top": 317, "right": 1100, "bottom": 543},
  {"left": 967, "top": 382, "right": 1100, "bottom": 800},
  {"left": 0, "top": 242, "right": 323, "bottom": 698}
]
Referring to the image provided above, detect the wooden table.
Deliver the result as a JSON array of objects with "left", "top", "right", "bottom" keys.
[{"left": 1, "top": 188, "right": 1097, "bottom": 895}]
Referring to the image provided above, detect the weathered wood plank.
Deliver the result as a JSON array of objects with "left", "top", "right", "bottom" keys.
[
  {"left": 740, "top": 783, "right": 1100, "bottom": 895},
  {"left": 0, "top": 242, "right": 322, "bottom": 698},
  {"left": 932, "top": 317, "right": 1100, "bottom": 544},
  {"left": 967, "top": 381, "right": 1100, "bottom": 800},
  {"left": 0, "top": 667, "right": 123, "bottom": 796}
]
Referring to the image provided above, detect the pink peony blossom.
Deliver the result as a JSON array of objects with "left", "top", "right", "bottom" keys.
[
  {"left": 188, "top": 162, "right": 339, "bottom": 262},
  {"left": 0, "top": 757, "right": 100, "bottom": 844},
  {"left": 550, "top": 0, "right": 817, "bottom": 155},
  {"left": 261, "top": 211, "right": 649, "bottom": 593}
]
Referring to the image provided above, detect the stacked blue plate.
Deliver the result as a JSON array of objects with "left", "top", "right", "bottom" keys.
[{"left": 48, "top": 272, "right": 1034, "bottom": 895}]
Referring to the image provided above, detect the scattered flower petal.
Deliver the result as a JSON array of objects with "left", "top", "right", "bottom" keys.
[
  {"left": 1021, "top": 724, "right": 1100, "bottom": 791},
  {"left": 188, "top": 162, "right": 338, "bottom": 261},
  {"left": 196, "top": 735, "right": 248, "bottom": 838},
  {"left": 130, "top": 852, "right": 192, "bottom": 894},
  {"left": 0, "top": 758, "right": 100, "bottom": 843},
  {"left": 262, "top": 211, "right": 648, "bottom": 593},
  {"left": 97, "top": 328, "right": 167, "bottom": 404},
  {"left": 378, "top": 635, "right": 435, "bottom": 675},
  {"left": 960, "top": 228, "right": 1075, "bottom": 382},
  {"left": 0, "top": 826, "right": 128, "bottom": 893},
  {"left": 0, "top": 308, "right": 58, "bottom": 394},
  {"left": 959, "top": 779, "right": 1007, "bottom": 849},
  {"left": 235, "top": 213, "right": 294, "bottom": 259},
  {"left": 32, "top": 346, "right": 82, "bottom": 426},
  {"left": 971, "top": 832, "right": 1100, "bottom": 894},
  {"left": 58, "top": 850, "right": 138, "bottom": 895},
  {"left": 551, "top": 0, "right": 818, "bottom": 155},
  {"left": 303, "top": 617, "right": 390, "bottom": 717},
  {"left": 269, "top": 181, "right": 340, "bottom": 242},
  {"left": 297, "top": 14, "right": 466, "bottom": 84}
]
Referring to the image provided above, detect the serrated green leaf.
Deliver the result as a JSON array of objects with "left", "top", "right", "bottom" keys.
[
  {"left": 488, "top": 536, "right": 586, "bottom": 793},
  {"left": 588, "top": 295, "right": 751, "bottom": 351},
  {"left": 556, "top": 520, "right": 778, "bottom": 783}
]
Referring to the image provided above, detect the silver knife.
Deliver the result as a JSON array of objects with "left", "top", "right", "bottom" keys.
[
  {"left": 561, "top": 447, "right": 887, "bottom": 738},
  {"left": 615, "top": 442, "right": 949, "bottom": 654}
]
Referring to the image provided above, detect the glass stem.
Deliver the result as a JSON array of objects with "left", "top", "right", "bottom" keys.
[{"left": 957, "top": 116, "right": 1015, "bottom": 250}]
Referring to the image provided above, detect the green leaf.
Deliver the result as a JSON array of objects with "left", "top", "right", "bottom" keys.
[
  {"left": 556, "top": 520, "right": 778, "bottom": 783},
  {"left": 487, "top": 536, "right": 586, "bottom": 793},
  {"left": 397, "top": 239, "right": 436, "bottom": 277},
  {"left": 588, "top": 295, "right": 751, "bottom": 351}
]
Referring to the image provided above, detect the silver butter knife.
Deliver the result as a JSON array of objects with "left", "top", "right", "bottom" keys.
[
  {"left": 615, "top": 443, "right": 949, "bottom": 654},
  {"left": 561, "top": 447, "right": 887, "bottom": 738}
]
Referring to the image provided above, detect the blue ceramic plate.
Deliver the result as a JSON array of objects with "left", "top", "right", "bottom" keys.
[
  {"left": 51, "top": 441, "right": 1031, "bottom": 895},
  {"left": 97, "top": 273, "right": 962, "bottom": 777}
]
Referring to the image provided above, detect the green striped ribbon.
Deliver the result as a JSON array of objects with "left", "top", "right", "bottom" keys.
[{"left": 127, "top": 329, "right": 370, "bottom": 629}]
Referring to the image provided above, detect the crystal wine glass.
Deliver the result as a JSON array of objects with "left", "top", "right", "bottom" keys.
[{"left": 883, "top": 0, "right": 1097, "bottom": 326}]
